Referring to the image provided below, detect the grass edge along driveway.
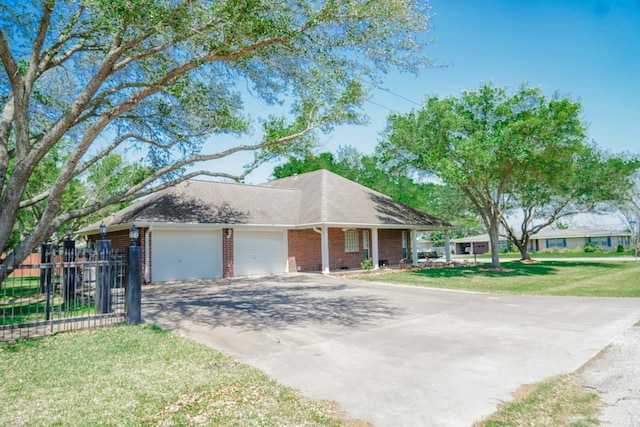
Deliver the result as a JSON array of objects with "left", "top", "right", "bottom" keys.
[{"left": 353, "top": 261, "right": 640, "bottom": 297}]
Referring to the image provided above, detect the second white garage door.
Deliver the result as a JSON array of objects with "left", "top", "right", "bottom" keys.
[{"left": 234, "top": 230, "right": 287, "bottom": 276}]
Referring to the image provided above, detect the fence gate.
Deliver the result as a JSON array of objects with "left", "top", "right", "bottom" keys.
[{"left": 1, "top": 245, "right": 129, "bottom": 342}]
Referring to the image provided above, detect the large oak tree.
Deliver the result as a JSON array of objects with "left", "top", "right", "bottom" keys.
[
  {"left": 380, "top": 83, "right": 637, "bottom": 268},
  {"left": 0, "top": 0, "right": 434, "bottom": 271}
]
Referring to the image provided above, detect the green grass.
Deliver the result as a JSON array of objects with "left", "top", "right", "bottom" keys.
[
  {"left": 475, "top": 374, "right": 600, "bottom": 427},
  {"left": 0, "top": 325, "right": 357, "bottom": 426},
  {"left": 357, "top": 261, "right": 640, "bottom": 297}
]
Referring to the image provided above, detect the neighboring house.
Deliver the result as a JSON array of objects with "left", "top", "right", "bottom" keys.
[
  {"left": 451, "top": 229, "right": 632, "bottom": 255},
  {"left": 415, "top": 236, "right": 445, "bottom": 258},
  {"left": 79, "top": 170, "right": 451, "bottom": 282}
]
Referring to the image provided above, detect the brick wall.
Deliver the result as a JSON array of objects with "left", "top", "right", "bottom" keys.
[
  {"left": 378, "top": 229, "right": 407, "bottom": 265},
  {"left": 328, "top": 228, "right": 365, "bottom": 270},
  {"left": 287, "top": 229, "right": 321, "bottom": 272},
  {"left": 222, "top": 228, "right": 234, "bottom": 277},
  {"left": 87, "top": 227, "right": 148, "bottom": 282},
  {"left": 287, "top": 227, "right": 409, "bottom": 272}
]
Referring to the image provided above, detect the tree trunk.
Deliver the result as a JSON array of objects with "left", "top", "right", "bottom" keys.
[
  {"left": 487, "top": 219, "right": 501, "bottom": 268},
  {"left": 510, "top": 236, "right": 532, "bottom": 261},
  {"left": 519, "top": 245, "right": 531, "bottom": 261}
]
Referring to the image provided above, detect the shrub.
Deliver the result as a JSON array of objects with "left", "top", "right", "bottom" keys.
[
  {"left": 617, "top": 244, "right": 625, "bottom": 253},
  {"left": 360, "top": 258, "right": 373, "bottom": 270},
  {"left": 583, "top": 242, "right": 597, "bottom": 253}
]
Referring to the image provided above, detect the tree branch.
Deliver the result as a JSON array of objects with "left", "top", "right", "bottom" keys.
[
  {"left": 18, "top": 191, "right": 50, "bottom": 209},
  {"left": 27, "top": 0, "right": 56, "bottom": 87},
  {"left": 0, "top": 31, "right": 21, "bottom": 89}
]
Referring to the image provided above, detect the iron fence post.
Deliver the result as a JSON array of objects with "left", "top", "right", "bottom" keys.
[
  {"left": 96, "top": 239, "right": 112, "bottom": 314},
  {"left": 63, "top": 238, "right": 76, "bottom": 304},
  {"left": 127, "top": 245, "right": 142, "bottom": 324},
  {"left": 40, "top": 243, "right": 52, "bottom": 294}
]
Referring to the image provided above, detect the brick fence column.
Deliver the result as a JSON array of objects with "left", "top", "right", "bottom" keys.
[{"left": 223, "top": 228, "right": 234, "bottom": 278}]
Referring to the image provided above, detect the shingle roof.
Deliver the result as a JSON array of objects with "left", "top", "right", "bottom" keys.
[
  {"left": 89, "top": 179, "right": 300, "bottom": 228},
  {"left": 262, "top": 169, "right": 450, "bottom": 227},
  {"left": 83, "top": 169, "right": 450, "bottom": 231}
]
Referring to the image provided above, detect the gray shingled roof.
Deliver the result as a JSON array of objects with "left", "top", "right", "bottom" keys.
[
  {"left": 90, "top": 179, "right": 300, "bottom": 228},
  {"left": 263, "top": 169, "right": 450, "bottom": 227},
  {"left": 84, "top": 169, "right": 450, "bottom": 231}
]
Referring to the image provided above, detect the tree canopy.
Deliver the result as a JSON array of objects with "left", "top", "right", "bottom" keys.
[
  {"left": 0, "top": 0, "right": 434, "bottom": 268},
  {"left": 380, "top": 83, "right": 637, "bottom": 268}
]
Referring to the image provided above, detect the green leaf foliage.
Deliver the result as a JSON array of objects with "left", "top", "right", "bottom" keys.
[
  {"left": 0, "top": 0, "right": 434, "bottom": 264},
  {"left": 380, "top": 82, "right": 638, "bottom": 267}
]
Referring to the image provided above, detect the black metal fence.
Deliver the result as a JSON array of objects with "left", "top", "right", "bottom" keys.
[{"left": 1, "top": 243, "right": 132, "bottom": 342}]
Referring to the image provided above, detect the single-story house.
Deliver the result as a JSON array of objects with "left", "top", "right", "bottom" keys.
[
  {"left": 80, "top": 169, "right": 451, "bottom": 282},
  {"left": 452, "top": 228, "right": 632, "bottom": 255},
  {"left": 415, "top": 236, "right": 445, "bottom": 258}
]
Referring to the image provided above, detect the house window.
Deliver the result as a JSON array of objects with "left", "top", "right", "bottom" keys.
[
  {"left": 402, "top": 231, "right": 408, "bottom": 259},
  {"left": 344, "top": 229, "right": 359, "bottom": 253},
  {"left": 588, "top": 236, "right": 611, "bottom": 247},
  {"left": 546, "top": 238, "right": 566, "bottom": 249},
  {"left": 362, "top": 230, "right": 370, "bottom": 260}
]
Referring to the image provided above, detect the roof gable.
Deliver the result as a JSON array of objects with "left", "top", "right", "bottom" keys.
[{"left": 263, "top": 170, "right": 450, "bottom": 227}]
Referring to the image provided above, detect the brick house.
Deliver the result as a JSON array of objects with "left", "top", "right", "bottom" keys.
[{"left": 80, "top": 169, "right": 451, "bottom": 282}]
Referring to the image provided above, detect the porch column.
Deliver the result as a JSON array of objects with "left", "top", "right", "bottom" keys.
[
  {"left": 444, "top": 230, "right": 451, "bottom": 263},
  {"left": 411, "top": 229, "right": 419, "bottom": 266},
  {"left": 372, "top": 228, "right": 379, "bottom": 270},
  {"left": 321, "top": 226, "right": 330, "bottom": 274}
]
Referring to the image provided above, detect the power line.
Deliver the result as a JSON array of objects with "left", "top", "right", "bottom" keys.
[
  {"left": 365, "top": 99, "right": 397, "bottom": 112},
  {"left": 376, "top": 86, "right": 422, "bottom": 107}
]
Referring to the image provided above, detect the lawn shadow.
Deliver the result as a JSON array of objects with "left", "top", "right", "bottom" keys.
[{"left": 143, "top": 274, "right": 403, "bottom": 332}]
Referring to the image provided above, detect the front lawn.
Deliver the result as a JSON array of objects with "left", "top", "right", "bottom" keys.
[
  {"left": 356, "top": 261, "right": 640, "bottom": 297},
  {"left": 0, "top": 325, "right": 357, "bottom": 426}
]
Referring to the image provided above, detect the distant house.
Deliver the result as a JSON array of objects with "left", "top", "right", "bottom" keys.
[
  {"left": 80, "top": 170, "right": 451, "bottom": 282},
  {"left": 451, "top": 229, "right": 632, "bottom": 255}
]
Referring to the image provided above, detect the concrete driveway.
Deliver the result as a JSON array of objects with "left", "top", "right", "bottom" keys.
[{"left": 142, "top": 274, "right": 640, "bottom": 426}]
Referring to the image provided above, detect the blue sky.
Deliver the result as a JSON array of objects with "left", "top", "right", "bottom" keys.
[{"left": 206, "top": 0, "right": 640, "bottom": 187}]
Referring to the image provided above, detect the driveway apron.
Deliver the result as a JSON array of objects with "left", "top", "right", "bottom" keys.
[{"left": 143, "top": 274, "right": 640, "bottom": 427}]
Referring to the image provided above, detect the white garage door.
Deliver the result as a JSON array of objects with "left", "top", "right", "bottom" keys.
[
  {"left": 234, "top": 230, "right": 287, "bottom": 276},
  {"left": 152, "top": 229, "right": 221, "bottom": 282}
]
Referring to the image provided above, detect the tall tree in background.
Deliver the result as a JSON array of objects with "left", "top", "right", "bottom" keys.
[
  {"left": 380, "top": 83, "right": 636, "bottom": 268},
  {"left": 0, "top": 0, "right": 434, "bottom": 271},
  {"left": 503, "top": 147, "right": 638, "bottom": 260}
]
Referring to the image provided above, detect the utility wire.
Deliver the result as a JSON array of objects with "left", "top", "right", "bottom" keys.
[
  {"left": 365, "top": 99, "right": 396, "bottom": 112},
  {"left": 363, "top": 82, "right": 423, "bottom": 113},
  {"left": 376, "top": 86, "right": 422, "bottom": 107}
]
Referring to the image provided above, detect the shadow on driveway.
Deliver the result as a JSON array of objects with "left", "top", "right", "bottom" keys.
[{"left": 144, "top": 274, "right": 403, "bottom": 332}]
